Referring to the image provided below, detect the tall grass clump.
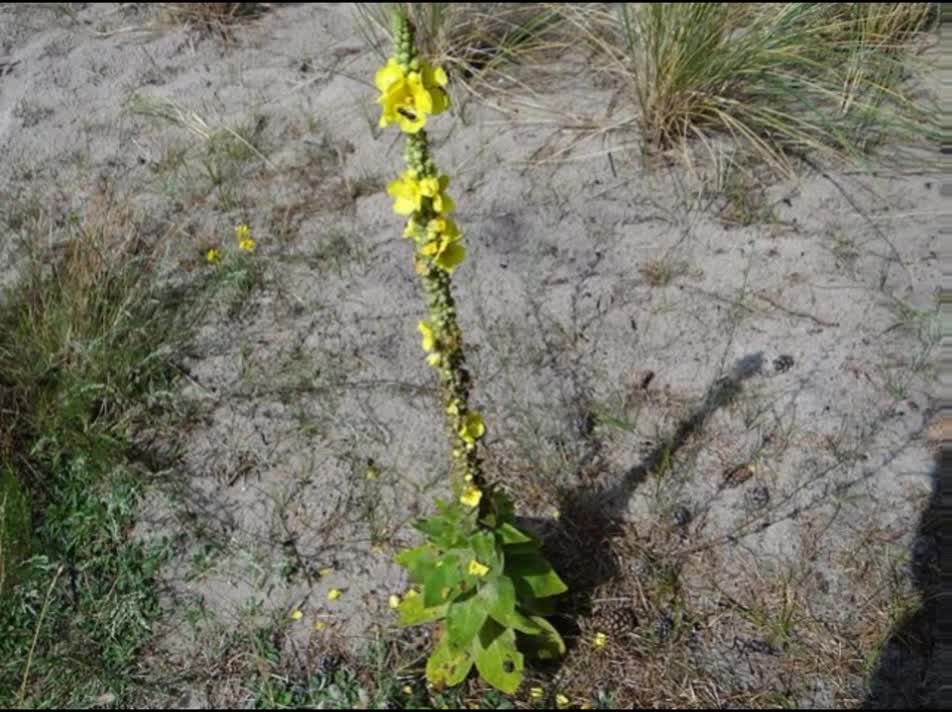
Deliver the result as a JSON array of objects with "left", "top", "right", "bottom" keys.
[
  {"left": 373, "top": 6, "right": 568, "bottom": 695},
  {"left": 355, "top": 3, "right": 565, "bottom": 96},
  {"left": 563, "top": 2, "right": 938, "bottom": 174},
  {"left": 0, "top": 205, "right": 188, "bottom": 707}
]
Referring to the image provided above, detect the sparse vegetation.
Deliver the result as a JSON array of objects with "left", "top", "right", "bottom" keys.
[{"left": 0, "top": 1, "right": 940, "bottom": 708}]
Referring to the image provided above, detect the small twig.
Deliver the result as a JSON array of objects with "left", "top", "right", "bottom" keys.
[{"left": 753, "top": 291, "right": 840, "bottom": 328}]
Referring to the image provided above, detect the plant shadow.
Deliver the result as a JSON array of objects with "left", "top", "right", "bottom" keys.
[
  {"left": 517, "top": 352, "right": 765, "bottom": 647},
  {"left": 863, "top": 444, "right": 949, "bottom": 708}
]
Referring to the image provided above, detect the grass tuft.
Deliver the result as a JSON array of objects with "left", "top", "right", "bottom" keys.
[{"left": 561, "top": 2, "right": 938, "bottom": 175}]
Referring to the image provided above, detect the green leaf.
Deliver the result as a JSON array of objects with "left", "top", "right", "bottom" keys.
[
  {"left": 395, "top": 544, "right": 438, "bottom": 585},
  {"left": 446, "top": 591, "right": 490, "bottom": 648},
  {"left": 414, "top": 514, "right": 465, "bottom": 548},
  {"left": 469, "top": 530, "right": 501, "bottom": 572},
  {"left": 426, "top": 631, "right": 474, "bottom": 689},
  {"left": 472, "top": 619, "right": 524, "bottom": 694},
  {"left": 480, "top": 489, "right": 515, "bottom": 528},
  {"left": 423, "top": 552, "right": 466, "bottom": 608},
  {"left": 483, "top": 576, "right": 543, "bottom": 635},
  {"left": 519, "top": 615, "right": 566, "bottom": 660},
  {"left": 397, "top": 590, "right": 448, "bottom": 626},
  {"left": 496, "top": 522, "right": 538, "bottom": 547},
  {"left": 506, "top": 552, "right": 568, "bottom": 599}
]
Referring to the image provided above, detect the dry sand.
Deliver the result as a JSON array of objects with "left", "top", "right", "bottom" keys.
[{"left": 0, "top": 3, "right": 942, "bottom": 707}]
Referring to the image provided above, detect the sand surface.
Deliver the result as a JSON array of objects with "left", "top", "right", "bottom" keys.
[{"left": 0, "top": 3, "right": 941, "bottom": 706}]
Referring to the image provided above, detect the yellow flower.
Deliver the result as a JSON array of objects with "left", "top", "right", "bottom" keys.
[
  {"left": 530, "top": 687, "right": 544, "bottom": 700},
  {"left": 460, "top": 484, "right": 482, "bottom": 508},
  {"left": 387, "top": 170, "right": 423, "bottom": 215},
  {"left": 555, "top": 693, "right": 570, "bottom": 708},
  {"left": 419, "top": 174, "right": 455, "bottom": 214},
  {"left": 402, "top": 684, "right": 414, "bottom": 695},
  {"left": 376, "top": 58, "right": 450, "bottom": 134},
  {"left": 420, "top": 217, "right": 465, "bottom": 272},
  {"left": 593, "top": 631, "right": 608, "bottom": 649},
  {"left": 327, "top": 588, "right": 343, "bottom": 601},
  {"left": 290, "top": 609, "right": 304, "bottom": 621},
  {"left": 418, "top": 320, "right": 437, "bottom": 352},
  {"left": 319, "top": 567, "right": 334, "bottom": 577},
  {"left": 235, "top": 224, "right": 255, "bottom": 252},
  {"left": 389, "top": 594, "right": 401, "bottom": 609},
  {"left": 458, "top": 411, "right": 485, "bottom": 446},
  {"left": 388, "top": 172, "right": 455, "bottom": 216},
  {"left": 205, "top": 247, "right": 222, "bottom": 263},
  {"left": 467, "top": 559, "right": 490, "bottom": 577},
  {"left": 313, "top": 620, "right": 327, "bottom": 631}
]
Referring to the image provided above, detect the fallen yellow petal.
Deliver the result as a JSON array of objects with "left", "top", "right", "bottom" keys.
[{"left": 327, "top": 588, "right": 343, "bottom": 601}]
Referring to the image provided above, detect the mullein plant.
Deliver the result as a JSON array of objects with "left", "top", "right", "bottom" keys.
[{"left": 376, "top": 9, "right": 568, "bottom": 695}]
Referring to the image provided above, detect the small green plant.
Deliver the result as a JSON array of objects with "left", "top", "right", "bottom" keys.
[{"left": 374, "top": 8, "right": 567, "bottom": 694}]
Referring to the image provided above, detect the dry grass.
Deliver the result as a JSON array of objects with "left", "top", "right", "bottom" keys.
[
  {"left": 354, "top": 3, "right": 569, "bottom": 99},
  {"left": 558, "top": 2, "right": 938, "bottom": 176},
  {"left": 162, "top": 2, "right": 265, "bottom": 35}
]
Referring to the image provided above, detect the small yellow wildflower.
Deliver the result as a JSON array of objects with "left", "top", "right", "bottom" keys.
[
  {"left": 290, "top": 609, "right": 304, "bottom": 621},
  {"left": 387, "top": 171, "right": 455, "bottom": 216},
  {"left": 460, "top": 484, "right": 482, "bottom": 508},
  {"left": 376, "top": 58, "right": 449, "bottom": 133},
  {"left": 420, "top": 216, "right": 465, "bottom": 272},
  {"left": 530, "top": 687, "right": 544, "bottom": 700},
  {"left": 318, "top": 567, "right": 334, "bottom": 577},
  {"left": 555, "top": 693, "right": 570, "bottom": 708},
  {"left": 389, "top": 594, "right": 401, "bottom": 609},
  {"left": 205, "top": 247, "right": 222, "bottom": 263},
  {"left": 458, "top": 411, "right": 485, "bottom": 446},
  {"left": 327, "top": 588, "right": 343, "bottom": 601},
  {"left": 313, "top": 620, "right": 327, "bottom": 631},
  {"left": 467, "top": 559, "right": 490, "bottom": 577},
  {"left": 235, "top": 223, "right": 256, "bottom": 253},
  {"left": 418, "top": 320, "right": 436, "bottom": 352},
  {"left": 402, "top": 685, "right": 414, "bottom": 696},
  {"left": 593, "top": 631, "right": 608, "bottom": 649}
]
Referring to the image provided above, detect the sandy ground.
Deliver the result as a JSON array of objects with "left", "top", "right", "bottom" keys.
[{"left": 0, "top": 3, "right": 942, "bottom": 707}]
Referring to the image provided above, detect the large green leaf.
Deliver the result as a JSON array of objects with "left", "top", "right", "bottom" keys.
[
  {"left": 423, "top": 551, "right": 466, "bottom": 608},
  {"left": 446, "top": 590, "right": 490, "bottom": 648},
  {"left": 472, "top": 619, "right": 524, "bottom": 694},
  {"left": 469, "top": 530, "right": 502, "bottom": 572},
  {"left": 519, "top": 614, "right": 566, "bottom": 660},
  {"left": 506, "top": 552, "right": 568, "bottom": 599},
  {"left": 397, "top": 590, "right": 448, "bottom": 626},
  {"left": 426, "top": 631, "right": 474, "bottom": 689},
  {"left": 496, "top": 522, "right": 538, "bottom": 547},
  {"left": 483, "top": 576, "right": 543, "bottom": 635},
  {"left": 395, "top": 544, "right": 438, "bottom": 585}
]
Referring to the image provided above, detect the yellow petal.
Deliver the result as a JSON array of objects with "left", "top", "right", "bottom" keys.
[
  {"left": 375, "top": 58, "right": 405, "bottom": 92},
  {"left": 389, "top": 594, "right": 401, "bottom": 609},
  {"left": 418, "top": 320, "right": 436, "bottom": 352},
  {"left": 327, "top": 588, "right": 342, "bottom": 601},
  {"left": 467, "top": 559, "right": 489, "bottom": 577},
  {"left": 408, "top": 73, "right": 433, "bottom": 115},
  {"left": 290, "top": 609, "right": 304, "bottom": 621},
  {"left": 459, "top": 412, "right": 485, "bottom": 443},
  {"left": 460, "top": 484, "right": 482, "bottom": 508},
  {"left": 435, "top": 242, "right": 466, "bottom": 272}
]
